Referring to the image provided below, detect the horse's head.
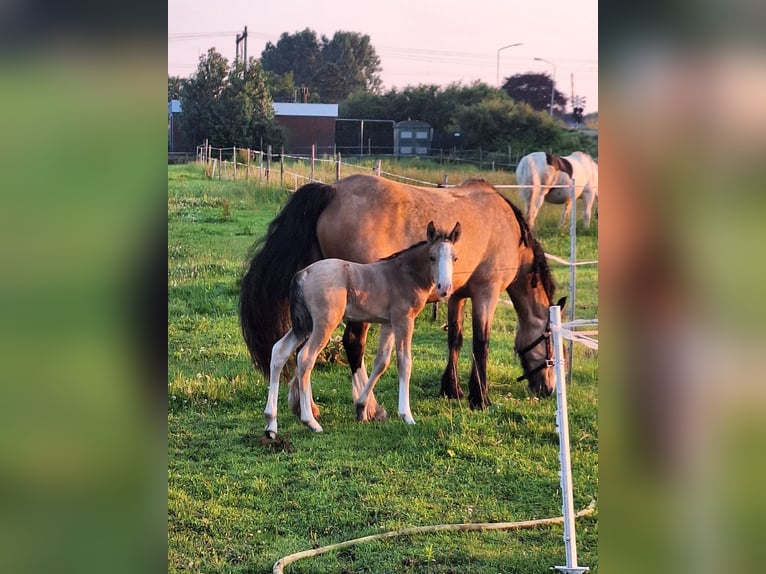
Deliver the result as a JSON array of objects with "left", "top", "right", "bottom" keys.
[
  {"left": 426, "top": 221, "right": 461, "bottom": 300},
  {"left": 515, "top": 296, "right": 567, "bottom": 397}
]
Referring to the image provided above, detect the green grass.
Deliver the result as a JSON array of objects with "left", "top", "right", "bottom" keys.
[{"left": 168, "top": 162, "right": 598, "bottom": 573}]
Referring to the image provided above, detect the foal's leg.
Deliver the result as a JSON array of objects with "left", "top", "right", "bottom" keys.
[
  {"left": 355, "top": 324, "right": 394, "bottom": 422},
  {"left": 344, "top": 322, "right": 388, "bottom": 421},
  {"left": 393, "top": 318, "right": 416, "bottom": 424},
  {"left": 264, "top": 328, "right": 301, "bottom": 438},
  {"left": 467, "top": 290, "right": 501, "bottom": 410},
  {"left": 295, "top": 332, "right": 327, "bottom": 433},
  {"left": 441, "top": 296, "right": 466, "bottom": 399}
]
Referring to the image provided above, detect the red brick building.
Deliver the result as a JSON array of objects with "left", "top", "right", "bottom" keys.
[{"left": 273, "top": 103, "right": 339, "bottom": 155}]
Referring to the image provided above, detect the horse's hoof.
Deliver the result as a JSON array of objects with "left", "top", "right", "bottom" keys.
[
  {"left": 400, "top": 414, "right": 416, "bottom": 425},
  {"left": 355, "top": 403, "right": 367, "bottom": 422},
  {"left": 468, "top": 397, "right": 491, "bottom": 410},
  {"left": 371, "top": 404, "right": 388, "bottom": 421},
  {"left": 441, "top": 386, "right": 464, "bottom": 400},
  {"left": 264, "top": 430, "right": 277, "bottom": 440}
]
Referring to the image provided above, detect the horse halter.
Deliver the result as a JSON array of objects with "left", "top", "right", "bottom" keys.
[{"left": 515, "top": 328, "right": 554, "bottom": 383}]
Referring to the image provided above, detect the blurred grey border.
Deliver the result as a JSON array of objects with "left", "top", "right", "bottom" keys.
[
  {"left": 0, "top": 1, "right": 167, "bottom": 573},
  {"left": 600, "top": 1, "right": 766, "bottom": 573}
]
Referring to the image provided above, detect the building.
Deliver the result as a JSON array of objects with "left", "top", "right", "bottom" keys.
[
  {"left": 394, "top": 120, "right": 433, "bottom": 156},
  {"left": 272, "top": 103, "right": 339, "bottom": 155}
]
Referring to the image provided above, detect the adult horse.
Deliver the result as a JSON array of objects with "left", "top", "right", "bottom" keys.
[
  {"left": 516, "top": 151, "right": 598, "bottom": 230},
  {"left": 240, "top": 174, "right": 562, "bottom": 418}
]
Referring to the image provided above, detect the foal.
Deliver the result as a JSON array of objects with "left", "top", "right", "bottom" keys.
[{"left": 264, "top": 221, "right": 461, "bottom": 437}]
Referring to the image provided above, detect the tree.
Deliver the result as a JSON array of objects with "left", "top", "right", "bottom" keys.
[
  {"left": 179, "top": 48, "right": 284, "bottom": 149},
  {"left": 261, "top": 28, "right": 322, "bottom": 88},
  {"left": 316, "top": 31, "right": 382, "bottom": 100},
  {"left": 453, "top": 95, "right": 562, "bottom": 152},
  {"left": 264, "top": 71, "right": 296, "bottom": 102},
  {"left": 502, "top": 72, "right": 567, "bottom": 115},
  {"left": 168, "top": 76, "right": 185, "bottom": 101},
  {"left": 260, "top": 28, "right": 382, "bottom": 102}
]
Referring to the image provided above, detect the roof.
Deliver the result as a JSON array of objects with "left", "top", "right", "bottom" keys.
[
  {"left": 273, "top": 103, "right": 339, "bottom": 118},
  {"left": 395, "top": 120, "right": 430, "bottom": 128},
  {"left": 168, "top": 99, "right": 182, "bottom": 114}
]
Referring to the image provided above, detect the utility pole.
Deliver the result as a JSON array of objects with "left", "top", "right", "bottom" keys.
[
  {"left": 571, "top": 73, "right": 575, "bottom": 114},
  {"left": 236, "top": 26, "right": 248, "bottom": 70}
]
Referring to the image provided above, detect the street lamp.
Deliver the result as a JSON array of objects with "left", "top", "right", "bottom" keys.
[
  {"left": 534, "top": 57, "right": 556, "bottom": 117},
  {"left": 496, "top": 43, "right": 523, "bottom": 88}
]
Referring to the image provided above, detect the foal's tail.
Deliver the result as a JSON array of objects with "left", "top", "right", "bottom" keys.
[
  {"left": 239, "top": 182, "right": 335, "bottom": 374},
  {"left": 289, "top": 272, "right": 313, "bottom": 342}
]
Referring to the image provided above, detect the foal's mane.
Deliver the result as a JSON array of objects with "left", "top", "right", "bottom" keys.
[
  {"left": 500, "top": 194, "right": 556, "bottom": 300},
  {"left": 380, "top": 240, "right": 428, "bottom": 261}
]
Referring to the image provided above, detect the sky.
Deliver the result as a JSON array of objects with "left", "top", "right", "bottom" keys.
[{"left": 168, "top": 0, "right": 598, "bottom": 112}]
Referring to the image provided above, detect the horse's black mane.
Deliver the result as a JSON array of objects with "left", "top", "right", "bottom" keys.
[{"left": 500, "top": 194, "right": 556, "bottom": 300}]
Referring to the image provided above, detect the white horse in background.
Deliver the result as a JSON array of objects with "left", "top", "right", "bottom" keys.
[{"left": 515, "top": 151, "right": 598, "bottom": 230}]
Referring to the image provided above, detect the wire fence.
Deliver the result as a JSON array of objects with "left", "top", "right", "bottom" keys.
[{"left": 195, "top": 142, "right": 528, "bottom": 189}]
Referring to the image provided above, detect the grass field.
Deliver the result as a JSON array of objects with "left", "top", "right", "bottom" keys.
[{"left": 168, "top": 161, "right": 598, "bottom": 573}]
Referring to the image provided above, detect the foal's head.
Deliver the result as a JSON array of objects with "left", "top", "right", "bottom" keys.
[{"left": 426, "top": 221, "right": 461, "bottom": 300}]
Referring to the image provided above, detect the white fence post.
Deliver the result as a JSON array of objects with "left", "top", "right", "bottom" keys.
[
  {"left": 551, "top": 305, "right": 589, "bottom": 574},
  {"left": 567, "top": 178, "right": 577, "bottom": 384}
]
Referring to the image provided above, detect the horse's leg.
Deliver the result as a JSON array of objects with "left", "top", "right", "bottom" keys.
[
  {"left": 344, "top": 321, "right": 388, "bottom": 421},
  {"left": 527, "top": 186, "right": 543, "bottom": 230},
  {"left": 440, "top": 296, "right": 466, "bottom": 399},
  {"left": 393, "top": 318, "right": 416, "bottom": 425},
  {"left": 559, "top": 198, "right": 572, "bottom": 228},
  {"left": 264, "top": 329, "right": 301, "bottom": 438},
  {"left": 582, "top": 188, "right": 595, "bottom": 229},
  {"left": 467, "top": 291, "right": 501, "bottom": 410},
  {"left": 355, "top": 324, "right": 394, "bottom": 422}
]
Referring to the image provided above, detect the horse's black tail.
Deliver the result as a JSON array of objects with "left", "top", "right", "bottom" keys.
[{"left": 239, "top": 182, "right": 335, "bottom": 374}]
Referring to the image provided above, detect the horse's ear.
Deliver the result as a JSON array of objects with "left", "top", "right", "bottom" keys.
[
  {"left": 555, "top": 296, "right": 567, "bottom": 310},
  {"left": 449, "top": 221, "right": 462, "bottom": 243},
  {"left": 427, "top": 221, "right": 436, "bottom": 241}
]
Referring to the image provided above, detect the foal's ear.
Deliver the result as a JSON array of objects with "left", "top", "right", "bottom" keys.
[
  {"left": 555, "top": 296, "right": 567, "bottom": 310},
  {"left": 426, "top": 220, "right": 437, "bottom": 241},
  {"left": 448, "top": 221, "right": 462, "bottom": 243}
]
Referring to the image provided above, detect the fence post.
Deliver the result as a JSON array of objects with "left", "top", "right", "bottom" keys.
[
  {"left": 246, "top": 149, "right": 250, "bottom": 180},
  {"left": 233, "top": 146, "right": 237, "bottom": 180},
  {"left": 567, "top": 178, "right": 577, "bottom": 385},
  {"left": 258, "top": 150, "right": 263, "bottom": 181},
  {"left": 280, "top": 147, "right": 285, "bottom": 186},
  {"left": 375, "top": 159, "right": 381, "bottom": 177},
  {"left": 550, "top": 306, "right": 588, "bottom": 574},
  {"left": 218, "top": 148, "right": 222, "bottom": 180},
  {"left": 336, "top": 152, "right": 341, "bottom": 181},
  {"left": 310, "top": 144, "right": 316, "bottom": 181},
  {"left": 266, "top": 145, "right": 272, "bottom": 183}
]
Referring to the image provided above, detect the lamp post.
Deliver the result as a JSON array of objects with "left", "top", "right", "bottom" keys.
[
  {"left": 534, "top": 57, "right": 556, "bottom": 117},
  {"left": 496, "top": 43, "right": 523, "bottom": 88}
]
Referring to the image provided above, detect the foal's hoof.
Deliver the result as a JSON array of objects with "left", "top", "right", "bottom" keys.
[
  {"left": 264, "top": 430, "right": 277, "bottom": 440},
  {"left": 303, "top": 419, "right": 324, "bottom": 433}
]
